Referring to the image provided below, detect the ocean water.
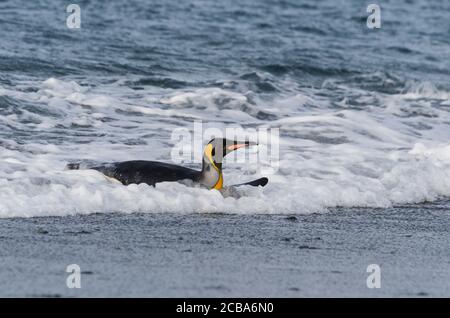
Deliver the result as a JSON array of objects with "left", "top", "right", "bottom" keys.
[
  {"left": 1, "top": 0, "right": 450, "bottom": 297},
  {"left": 2, "top": 0, "right": 450, "bottom": 217},
  {"left": 1, "top": 0, "right": 450, "bottom": 217}
]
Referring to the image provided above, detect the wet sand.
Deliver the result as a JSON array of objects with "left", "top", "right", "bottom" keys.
[{"left": 1, "top": 201, "right": 450, "bottom": 297}]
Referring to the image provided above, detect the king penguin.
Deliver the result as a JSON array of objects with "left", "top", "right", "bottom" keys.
[{"left": 66, "top": 138, "right": 268, "bottom": 189}]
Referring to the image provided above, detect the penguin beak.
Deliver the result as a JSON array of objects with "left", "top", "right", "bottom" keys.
[{"left": 226, "top": 141, "right": 257, "bottom": 151}]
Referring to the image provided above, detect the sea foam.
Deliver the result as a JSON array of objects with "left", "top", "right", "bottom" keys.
[{"left": 1, "top": 77, "right": 450, "bottom": 217}]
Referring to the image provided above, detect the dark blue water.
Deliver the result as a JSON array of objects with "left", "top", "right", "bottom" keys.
[{"left": 2, "top": 0, "right": 450, "bottom": 84}]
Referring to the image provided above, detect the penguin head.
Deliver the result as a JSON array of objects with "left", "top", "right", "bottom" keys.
[
  {"left": 203, "top": 138, "right": 257, "bottom": 167},
  {"left": 201, "top": 138, "right": 257, "bottom": 190}
]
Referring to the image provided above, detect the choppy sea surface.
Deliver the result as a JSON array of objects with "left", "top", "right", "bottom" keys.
[{"left": 1, "top": 0, "right": 450, "bottom": 217}]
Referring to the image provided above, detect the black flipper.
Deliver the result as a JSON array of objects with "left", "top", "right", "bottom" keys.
[
  {"left": 66, "top": 163, "right": 80, "bottom": 170},
  {"left": 232, "top": 177, "right": 268, "bottom": 188}
]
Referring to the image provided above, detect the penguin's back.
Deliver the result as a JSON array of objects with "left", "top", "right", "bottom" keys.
[{"left": 91, "top": 160, "right": 201, "bottom": 186}]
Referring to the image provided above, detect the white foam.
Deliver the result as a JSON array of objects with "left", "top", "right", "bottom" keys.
[{"left": 1, "top": 77, "right": 450, "bottom": 217}]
